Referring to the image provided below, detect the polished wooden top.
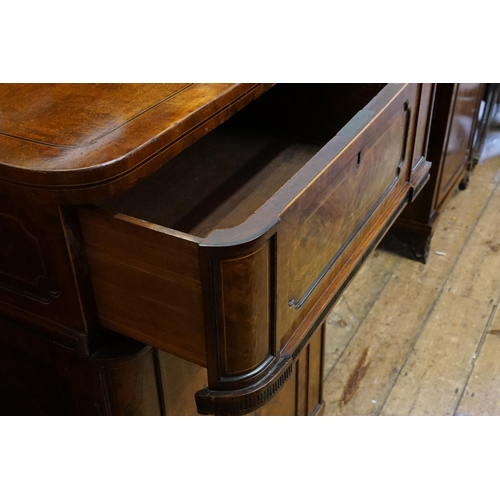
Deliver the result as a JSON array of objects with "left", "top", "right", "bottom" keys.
[{"left": 0, "top": 83, "right": 271, "bottom": 203}]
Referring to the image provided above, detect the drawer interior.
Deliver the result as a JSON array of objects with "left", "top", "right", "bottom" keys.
[{"left": 100, "top": 84, "right": 387, "bottom": 238}]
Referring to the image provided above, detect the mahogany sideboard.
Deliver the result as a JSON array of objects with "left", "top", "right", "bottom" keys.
[{"left": 0, "top": 83, "right": 439, "bottom": 415}]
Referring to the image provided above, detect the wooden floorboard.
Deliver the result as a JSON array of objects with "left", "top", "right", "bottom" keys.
[
  {"left": 323, "top": 127, "right": 500, "bottom": 416},
  {"left": 323, "top": 249, "right": 402, "bottom": 377},
  {"left": 380, "top": 166, "right": 500, "bottom": 416},
  {"left": 454, "top": 303, "right": 500, "bottom": 416}
]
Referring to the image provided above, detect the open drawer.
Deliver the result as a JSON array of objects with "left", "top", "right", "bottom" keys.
[{"left": 79, "top": 83, "right": 432, "bottom": 415}]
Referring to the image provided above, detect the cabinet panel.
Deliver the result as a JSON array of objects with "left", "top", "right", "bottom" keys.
[{"left": 438, "top": 83, "right": 483, "bottom": 207}]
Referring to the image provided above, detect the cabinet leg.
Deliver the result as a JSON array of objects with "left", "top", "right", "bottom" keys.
[
  {"left": 458, "top": 170, "right": 470, "bottom": 191},
  {"left": 379, "top": 230, "right": 431, "bottom": 264},
  {"left": 411, "top": 234, "right": 431, "bottom": 264}
]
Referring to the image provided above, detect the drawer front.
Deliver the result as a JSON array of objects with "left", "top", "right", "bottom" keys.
[{"left": 277, "top": 84, "right": 418, "bottom": 345}]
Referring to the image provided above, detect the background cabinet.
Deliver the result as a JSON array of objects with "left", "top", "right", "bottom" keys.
[{"left": 391, "top": 83, "right": 484, "bottom": 262}]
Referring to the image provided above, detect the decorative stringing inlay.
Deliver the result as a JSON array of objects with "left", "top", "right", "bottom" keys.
[{"left": 0, "top": 84, "right": 193, "bottom": 148}]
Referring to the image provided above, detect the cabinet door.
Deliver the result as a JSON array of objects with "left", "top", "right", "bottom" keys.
[{"left": 437, "top": 83, "right": 482, "bottom": 207}]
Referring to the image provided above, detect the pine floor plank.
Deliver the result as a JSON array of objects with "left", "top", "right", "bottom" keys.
[
  {"left": 323, "top": 147, "right": 500, "bottom": 416},
  {"left": 380, "top": 170, "right": 500, "bottom": 415},
  {"left": 454, "top": 304, "right": 500, "bottom": 416},
  {"left": 323, "top": 249, "right": 402, "bottom": 376},
  {"left": 446, "top": 188, "right": 500, "bottom": 302},
  {"left": 379, "top": 293, "right": 494, "bottom": 415}
]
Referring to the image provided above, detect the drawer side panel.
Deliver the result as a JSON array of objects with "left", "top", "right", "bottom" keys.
[{"left": 79, "top": 209, "right": 206, "bottom": 366}]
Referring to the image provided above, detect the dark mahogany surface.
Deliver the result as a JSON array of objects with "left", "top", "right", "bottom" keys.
[{"left": 0, "top": 83, "right": 271, "bottom": 203}]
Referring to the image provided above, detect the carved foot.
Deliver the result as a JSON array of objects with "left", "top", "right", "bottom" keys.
[
  {"left": 379, "top": 230, "right": 431, "bottom": 264},
  {"left": 459, "top": 171, "right": 470, "bottom": 191},
  {"left": 410, "top": 234, "right": 431, "bottom": 264}
]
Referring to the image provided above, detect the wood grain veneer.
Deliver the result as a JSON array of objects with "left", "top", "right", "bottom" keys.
[{"left": 0, "top": 83, "right": 272, "bottom": 204}]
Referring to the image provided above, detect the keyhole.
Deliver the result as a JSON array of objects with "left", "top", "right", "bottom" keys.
[{"left": 357, "top": 151, "right": 361, "bottom": 168}]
